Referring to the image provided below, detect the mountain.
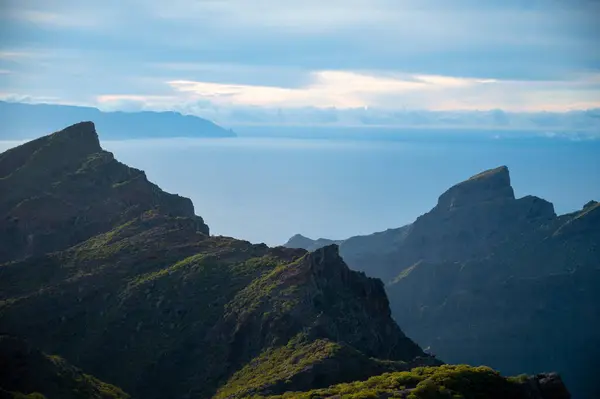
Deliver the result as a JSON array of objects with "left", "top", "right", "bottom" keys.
[
  {"left": 284, "top": 166, "right": 599, "bottom": 398},
  {"left": 0, "top": 124, "right": 573, "bottom": 399},
  {"left": 283, "top": 234, "right": 342, "bottom": 252},
  {"left": 0, "top": 121, "right": 209, "bottom": 263},
  {"left": 0, "top": 101, "right": 235, "bottom": 140},
  {"left": 0, "top": 122, "right": 434, "bottom": 399},
  {"left": 0, "top": 335, "right": 129, "bottom": 399}
]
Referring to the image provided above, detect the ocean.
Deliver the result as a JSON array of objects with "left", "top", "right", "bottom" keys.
[{"left": 2, "top": 127, "right": 599, "bottom": 245}]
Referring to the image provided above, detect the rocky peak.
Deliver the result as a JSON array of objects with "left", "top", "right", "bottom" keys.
[
  {"left": 306, "top": 244, "right": 354, "bottom": 288},
  {"left": 50, "top": 121, "right": 101, "bottom": 150},
  {"left": 437, "top": 166, "right": 515, "bottom": 210},
  {"left": 297, "top": 245, "right": 423, "bottom": 360},
  {"left": 0, "top": 121, "right": 101, "bottom": 179},
  {"left": 0, "top": 122, "right": 209, "bottom": 263}
]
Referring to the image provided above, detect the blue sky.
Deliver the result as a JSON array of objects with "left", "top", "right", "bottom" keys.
[{"left": 1, "top": 0, "right": 599, "bottom": 120}]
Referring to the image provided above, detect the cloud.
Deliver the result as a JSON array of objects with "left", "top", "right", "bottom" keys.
[
  {"left": 2, "top": 0, "right": 599, "bottom": 79},
  {"left": 0, "top": 92, "right": 66, "bottom": 104},
  {"left": 0, "top": 0, "right": 599, "bottom": 117},
  {"left": 95, "top": 94, "right": 180, "bottom": 111},
  {"left": 161, "top": 71, "right": 600, "bottom": 111},
  {"left": 4, "top": 10, "right": 96, "bottom": 28}
]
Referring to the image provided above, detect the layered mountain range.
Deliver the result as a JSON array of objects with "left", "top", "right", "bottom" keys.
[
  {"left": 285, "top": 166, "right": 599, "bottom": 398},
  {"left": 0, "top": 122, "right": 574, "bottom": 399},
  {"left": 0, "top": 101, "right": 235, "bottom": 140}
]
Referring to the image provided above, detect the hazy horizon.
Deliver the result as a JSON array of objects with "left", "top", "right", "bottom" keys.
[
  {"left": 2, "top": 130, "right": 598, "bottom": 245},
  {"left": 1, "top": 1, "right": 599, "bottom": 129}
]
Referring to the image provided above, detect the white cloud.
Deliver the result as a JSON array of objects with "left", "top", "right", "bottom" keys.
[
  {"left": 160, "top": 71, "right": 600, "bottom": 111},
  {"left": 0, "top": 92, "right": 67, "bottom": 104},
  {"left": 2, "top": 0, "right": 598, "bottom": 116},
  {"left": 95, "top": 94, "right": 180, "bottom": 111}
]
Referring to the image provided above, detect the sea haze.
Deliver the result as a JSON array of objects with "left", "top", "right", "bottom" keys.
[{"left": 2, "top": 127, "right": 599, "bottom": 245}]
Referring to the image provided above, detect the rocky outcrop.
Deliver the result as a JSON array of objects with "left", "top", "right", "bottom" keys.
[
  {"left": 518, "top": 373, "right": 571, "bottom": 399},
  {"left": 0, "top": 122, "right": 209, "bottom": 263},
  {"left": 436, "top": 165, "right": 515, "bottom": 209},
  {"left": 286, "top": 166, "right": 557, "bottom": 281}
]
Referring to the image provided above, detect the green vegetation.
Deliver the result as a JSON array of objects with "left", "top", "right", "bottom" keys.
[
  {"left": 215, "top": 334, "right": 418, "bottom": 399},
  {"left": 260, "top": 365, "right": 527, "bottom": 399},
  {"left": 214, "top": 336, "right": 344, "bottom": 398}
]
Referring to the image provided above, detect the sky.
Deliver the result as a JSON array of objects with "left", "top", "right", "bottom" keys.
[{"left": 1, "top": 0, "right": 600, "bottom": 124}]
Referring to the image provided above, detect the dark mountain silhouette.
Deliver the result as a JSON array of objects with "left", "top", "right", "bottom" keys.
[
  {"left": 0, "top": 101, "right": 235, "bottom": 140},
  {"left": 284, "top": 166, "right": 598, "bottom": 398}
]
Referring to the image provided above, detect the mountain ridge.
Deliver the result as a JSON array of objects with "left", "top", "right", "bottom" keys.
[
  {"left": 0, "top": 123, "right": 575, "bottom": 399},
  {"left": 1, "top": 122, "right": 433, "bottom": 399},
  {"left": 0, "top": 121, "right": 209, "bottom": 263},
  {"left": 284, "top": 166, "right": 598, "bottom": 398}
]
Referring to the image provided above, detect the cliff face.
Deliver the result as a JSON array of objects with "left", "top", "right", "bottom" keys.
[
  {"left": 285, "top": 166, "right": 597, "bottom": 399},
  {"left": 0, "top": 123, "right": 428, "bottom": 399},
  {"left": 0, "top": 122, "right": 208, "bottom": 263},
  {"left": 387, "top": 200, "right": 600, "bottom": 399},
  {"left": 286, "top": 166, "right": 558, "bottom": 281}
]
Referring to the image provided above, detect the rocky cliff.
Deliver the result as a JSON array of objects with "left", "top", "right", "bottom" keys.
[{"left": 285, "top": 166, "right": 597, "bottom": 398}]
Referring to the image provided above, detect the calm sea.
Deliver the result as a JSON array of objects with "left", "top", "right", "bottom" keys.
[{"left": 2, "top": 127, "right": 599, "bottom": 245}]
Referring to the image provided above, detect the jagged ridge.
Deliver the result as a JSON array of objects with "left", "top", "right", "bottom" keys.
[
  {"left": 0, "top": 123, "right": 429, "bottom": 399},
  {"left": 285, "top": 165, "right": 597, "bottom": 398}
]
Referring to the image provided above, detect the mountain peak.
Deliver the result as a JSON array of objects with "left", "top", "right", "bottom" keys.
[
  {"left": 437, "top": 165, "right": 515, "bottom": 209},
  {"left": 49, "top": 121, "right": 102, "bottom": 154},
  {"left": 284, "top": 233, "right": 314, "bottom": 248},
  {"left": 468, "top": 165, "right": 509, "bottom": 182},
  {"left": 0, "top": 122, "right": 208, "bottom": 262}
]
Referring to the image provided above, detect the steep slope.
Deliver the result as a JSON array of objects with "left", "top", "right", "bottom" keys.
[
  {"left": 387, "top": 201, "right": 600, "bottom": 399},
  {"left": 286, "top": 166, "right": 598, "bottom": 398},
  {"left": 0, "top": 335, "right": 128, "bottom": 399},
  {"left": 0, "top": 121, "right": 208, "bottom": 263},
  {"left": 0, "top": 123, "right": 429, "bottom": 399},
  {"left": 0, "top": 101, "right": 235, "bottom": 140},
  {"left": 285, "top": 166, "right": 557, "bottom": 281}
]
